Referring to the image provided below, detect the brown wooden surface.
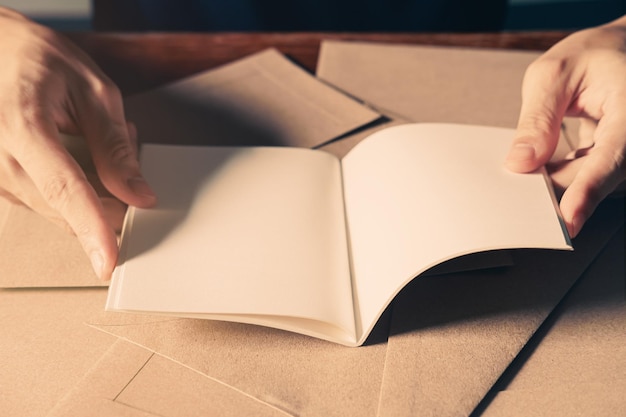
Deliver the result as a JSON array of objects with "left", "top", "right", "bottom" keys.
[{"left": 65, "top": 32, "right": 571, "bottom": 95}]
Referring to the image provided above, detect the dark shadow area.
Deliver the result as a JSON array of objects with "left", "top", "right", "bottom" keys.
[
  {"left": 363, "top": 249, "right": 517, "bottom": 345},
  {"left": 505, "top": 0, "right": 626, "bottom": 30},
  {"left": 362, "top": 303, "right": 394, "bottom": 345},
  {"left": 35, "top": 1, "right": 626, "bottom": 33},
  {"left": 93, "top": 0, "right": 508, "bottom": 32},
  {"left": 125, "top": 87, "right": 288, "bottom": 147}
]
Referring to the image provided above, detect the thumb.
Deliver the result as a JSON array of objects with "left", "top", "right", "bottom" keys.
[{"left": 506, "top": 59, "right": 572, "bottom": 173}]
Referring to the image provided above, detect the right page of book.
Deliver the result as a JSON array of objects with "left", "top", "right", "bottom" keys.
[{"left": 340, "top": 123, "right": 572, "bottom": 343}]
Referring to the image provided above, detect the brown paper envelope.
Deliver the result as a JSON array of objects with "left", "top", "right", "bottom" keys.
[
  {"left": 49, "top": 340, "right": 159, "bottom": 417},
  {"left": 481, "top": 381, "right": 626, "bottom": 417},
  {"left": 316, "top": 40, "right": 574, "bottom": 162},
  {"left": 317, "top": 41, "right": 538, "bottom": 128},
  {"left": 116, "top": 355, "right": 290, "bottom": 417},
  {"left": 50, "top": 339, "right": 287, "bottom": 417},
  {"left": 87, "top": 312, "right": 389, "bottom": 417},
  {"left": 480, "top": 224, "right": 626, "bottom": 415},
  {"left": 0, "top": 199, "right": 103, "bottom": 288},
  {"left": 125, "top": 48, "right": 380, "bottom": 149},
  {"left": 53, "top": 398, "right": 161, "bottom": 417},
  {"left": 0, "top": 287, "right": 115, "bottom": 416},
  {"left": 0, "top": 48, "right": 380, "bottom": 289},
  {"left": 376, "top": 197, "right": 624, "bottom": 417}
]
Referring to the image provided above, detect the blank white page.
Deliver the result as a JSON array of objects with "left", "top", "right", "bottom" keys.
[
  {"left": 108, "top": 145, "right": 355, "bottom": 342},
  {"left": 341, "top": 124, "right": 571, "bottom": 343}
]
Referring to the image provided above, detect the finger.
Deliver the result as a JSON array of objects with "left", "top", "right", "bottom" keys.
[
  {"left": 547, "top": 157, "right": 585, "bottom": 198},
  {"left": 559, "top": 111, "right": 626, "bottom": 237},
  {"left": 10, "top": 121, "right": 118, "bottom": 279},
  {"left": 507, "top": 58, "right": 573, "bottom": 172},
  {"left": 71, "top": 77, "right": 156, "bottom": 209},
  {"left": 101, "top": 196, "right": 127, "bottom": 234},
  {"left": 0, "top": 149, "right": 66, "bottom": 223},
  {"left": 2, "top": 149, "right": 126, "bottom": 235}
]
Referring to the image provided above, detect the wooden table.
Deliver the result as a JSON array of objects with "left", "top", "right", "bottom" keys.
[{"left": 66, "top": 32, "right": 571, "bottom": 95}]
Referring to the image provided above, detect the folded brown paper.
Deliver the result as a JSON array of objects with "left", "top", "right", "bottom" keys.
[
  {"left": 483, "top": 382, "right": 626, "bottom": 417},
  {"left": 50, "top": 339, "right": 287, "bottom": 417},
  {"left": 88, "top": 312, "right": 389, "bottom": 417},
  {"left": 0, "top": 287, "right": 115, "bottom": 416},
  {"left": 0, "top": 198, "right": 103, "bottom": 288},
  {"left": 50, "top": 340, "right": 159, "bottom": 417},
  {"left": 317, "top": 41, "right": 537, "bottom": 128},
  {"left": 482, "top": 223, "right": 626, "bottom": 416},
  {"left": 125, "top": 48, "right": 380, "bottom": 149}
]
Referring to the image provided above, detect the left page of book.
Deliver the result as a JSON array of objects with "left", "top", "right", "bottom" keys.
[{"left": 107, "top": 144, "right": 357, "bottom": 345}]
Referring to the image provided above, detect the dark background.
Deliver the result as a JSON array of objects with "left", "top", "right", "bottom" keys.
[{"left": 19, "top": 0, "right": 626, "bottom": 32}]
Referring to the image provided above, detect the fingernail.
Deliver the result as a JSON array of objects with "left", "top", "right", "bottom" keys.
[
  {"left": 507, "top": 143, "right": 536, "bottom": 162},
  {"left": 128, "top": 176, "right": 156, "bottom": 199},
  {"left": 90, "top": 251, "right": 104, "bottom": 280}
]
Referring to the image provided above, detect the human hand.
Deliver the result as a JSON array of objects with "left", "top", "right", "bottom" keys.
[
  {"left": 0, "top": 8, "right": 156, "bottom": 279},
  {"left": 506, "top": 15, "right": 626, "bottom": 238}
]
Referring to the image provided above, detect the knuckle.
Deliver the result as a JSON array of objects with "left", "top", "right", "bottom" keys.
[
  {"left": 3, "top": 155, "right": 24, "bottom": 177},
  {"left": 15, "top": 80, "right": 45, "bottom": 129},
  {"left": 19, "top": 102, "right": 46, "bottom": 134},
  {"left": 40, "top": 174, "right": 87, "bottom": 212},
  {"left": 70, "top": 217, "right": 94, "bottom": 240},
  {"left": 88, "top": 74, "right": 121, "bottom": 105},
  {"left": 97, "top": 121, "right": 136, "bottom": 166},
  {"left": 582, "top": 146, "right": 626, "bottom": 204},
  {"left": 596, "top": 145, "right": 626, "bottom": 177},
  {"left": 517, "top": 110, "right": 560, "bottom": 143},
  {"left": 525, "top": 56, "right": 568, "bottom": 83},
  {"left": 106, "top": 137, "right": 135, "bottom": 165},
  {"left": 611, "top": 150, "right": 626, "bottom": 179},
  {"left": 518, "top": 59, "right": 571, "bottom": 143},
  {"left": 40, "top": 175, "right": 71, "bottom": 208}
]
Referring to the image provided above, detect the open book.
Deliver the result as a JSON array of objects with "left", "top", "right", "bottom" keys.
[{"left": 106, "top": 123, "right": 572, "bottom": 346}]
